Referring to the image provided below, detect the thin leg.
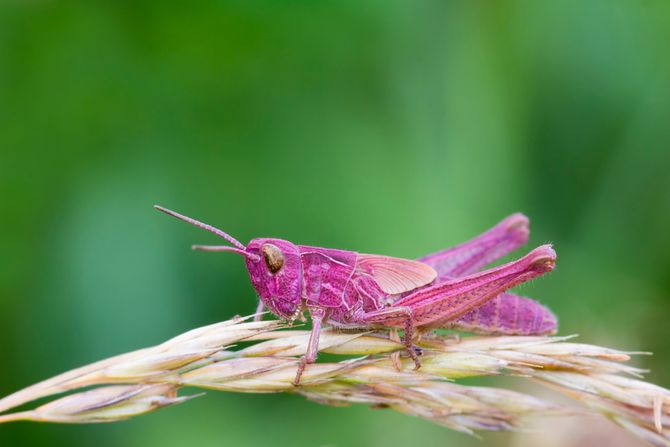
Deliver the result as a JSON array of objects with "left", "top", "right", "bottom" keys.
[
  {"left": 253, "top": 301, "right": 265, "bottom": 322},
  {"left": 293, "top": 306, "right": 326, "bottom": 386},
  {"left": 389, "top": 329, "right": 402, "bottom": 371},
  {"left": 354, "top": 306, "right": 421, "bottom": 369},
  {"left": 403, "top": 316, "right": 420, "bottom": 369}
]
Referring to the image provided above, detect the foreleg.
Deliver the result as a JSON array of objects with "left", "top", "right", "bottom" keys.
[
  {"left": 253, "top": 301, "right": 265, "bottom": 322},
  {"left": 293, "top": 306, "right": 327, "bottom": 386}
]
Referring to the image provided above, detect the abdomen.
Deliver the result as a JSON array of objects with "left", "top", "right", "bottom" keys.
[{"left": 441, "top": 293, "right": 557, "bottom": 335}]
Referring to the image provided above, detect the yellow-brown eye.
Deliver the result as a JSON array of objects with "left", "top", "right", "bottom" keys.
[{"left": 261, "top": 243, "right": 284, "bottom": 273}]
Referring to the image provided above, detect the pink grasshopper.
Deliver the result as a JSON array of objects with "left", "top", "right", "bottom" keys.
[{"left": 155, "top": 206, "right": 557, "bottom": 384}]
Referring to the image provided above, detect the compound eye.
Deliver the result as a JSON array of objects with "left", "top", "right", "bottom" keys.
[{"left": 261, "top": 243, "right": 284, "bottom": 273}]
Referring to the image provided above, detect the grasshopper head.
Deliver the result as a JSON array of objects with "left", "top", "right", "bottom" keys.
[
  {"left": 154, "top": 206, "right": 303, "bottom": 321},
  {"left": 245, "top": 238, "right": 303, "bottom": 321}
]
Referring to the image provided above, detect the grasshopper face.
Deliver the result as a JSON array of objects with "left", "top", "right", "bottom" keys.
[{"left": 245, "top": 238, "right": 303, "bottom": 321}]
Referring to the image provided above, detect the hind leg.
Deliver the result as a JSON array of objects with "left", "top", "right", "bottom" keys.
[{"left": 419, "top": 213, "right": 529, "bottom": 280}]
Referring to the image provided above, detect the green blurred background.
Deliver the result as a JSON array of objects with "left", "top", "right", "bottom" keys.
[{"left": 1, "top": 1, "right": 669, "bottom": 446}]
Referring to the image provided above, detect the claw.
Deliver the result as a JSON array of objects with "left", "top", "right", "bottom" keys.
[{"left": 408, "top": 345, "right": 422, "bottom": 370}]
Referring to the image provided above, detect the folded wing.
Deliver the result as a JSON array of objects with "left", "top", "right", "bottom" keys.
[{"left": 357, "top": 254, "right": 437, "bottom": 295}]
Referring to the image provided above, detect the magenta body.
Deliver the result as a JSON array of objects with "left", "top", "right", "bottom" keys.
[{"left": 240, "top": 212, "right": 557, "bottom": 336}]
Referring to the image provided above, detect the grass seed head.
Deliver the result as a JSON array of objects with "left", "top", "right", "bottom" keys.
[{"left": 0, "top": 315, "right": 668, "bottom": 446}]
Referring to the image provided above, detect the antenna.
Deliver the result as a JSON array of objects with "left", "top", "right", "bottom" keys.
[
  {"left": 192, "top": 245, "right": 260, "bottom": 261},
  {"left": 154, "top": 205, "right": 247, "bottom": 250}
]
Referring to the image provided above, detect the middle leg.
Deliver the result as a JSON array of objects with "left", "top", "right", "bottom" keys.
[{"left": 353, "top": 306, "right": 421, "bottom": 369}]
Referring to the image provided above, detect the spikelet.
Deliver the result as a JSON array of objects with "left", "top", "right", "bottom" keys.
[{"left": 0, "top": 315, "right": 668, "bottom": 446}]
